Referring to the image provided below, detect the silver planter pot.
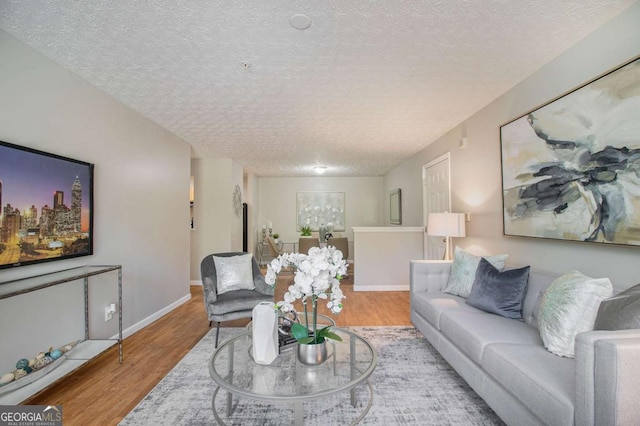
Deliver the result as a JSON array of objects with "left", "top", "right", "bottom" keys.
[{"left": 296, "top": 341, "right": 328, "bottom": 365}]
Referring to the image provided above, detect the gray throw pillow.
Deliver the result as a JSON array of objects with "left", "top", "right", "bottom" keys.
[
  {"left": 466, "top": 258, "right": 530, "bottom": 319},
  {"left": 594, "top": 283, "right": 640, "bottom": 330},
  {"left": 442, "top": 246, "right": 508, "bottom": 298}
]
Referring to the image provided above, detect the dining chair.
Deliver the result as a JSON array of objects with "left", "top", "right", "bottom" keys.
[
  {"left": 327, "top": 237, "right": 349, "bottom": 259},
  {"left": 266, "top": 236, "right": 285, "bottom": 258},
  {"left": 327, "top": 237, "right": 349, "bottom": 276},
  {"left": 298, "top": 237, "right": 320, "bottom": 255}
]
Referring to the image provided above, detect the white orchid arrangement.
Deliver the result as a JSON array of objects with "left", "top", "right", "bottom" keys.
[{"left": 265, "top": 246, "right": 347, "bottom": 344}]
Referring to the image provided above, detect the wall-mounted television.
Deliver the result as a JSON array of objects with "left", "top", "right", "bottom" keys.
[{"left": 0, "top": 140, "right": 94, "bottom": 269}]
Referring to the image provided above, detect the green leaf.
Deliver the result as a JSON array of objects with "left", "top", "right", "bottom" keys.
[
  {"left": 315, "top": 326, "right": 343, "bottom": 342},
  {"left": 322, "top": 331, "right": 343, "bottom": 342},
  {"left": 291, "top": 323, "right": 310, "bottom": 341},
  {"left": 297, "top": 336, "right": 314, "bottom": 344}
]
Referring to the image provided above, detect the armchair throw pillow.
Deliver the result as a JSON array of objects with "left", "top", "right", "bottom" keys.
[
  {"left": 442, "top": 246, "right": 508, "bottom": 298},
  {"left": 538, "top": 271, "right": 613, "bottom": 358},
  {"left": 466, "top": 258, "right": 530, "bottom": 319},
  {"left": 213, "top": 254, "right": 255, "bottom": 295}
]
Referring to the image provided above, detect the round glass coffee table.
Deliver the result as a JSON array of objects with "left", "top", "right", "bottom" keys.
[{"left": 209, "top": 327, "right": 377, "bottom": 425}]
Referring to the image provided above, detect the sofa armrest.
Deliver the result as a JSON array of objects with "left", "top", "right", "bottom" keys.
[
  {"left": 575, "top": 329, "right": 640, "bottom": 426},
  {"left": 410, "top": 260, "right": 452, "bottom": 294}
]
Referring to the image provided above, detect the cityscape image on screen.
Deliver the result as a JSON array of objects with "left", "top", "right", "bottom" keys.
[{"left": 0, "top": 141, "right": 93, "bottom": 269}]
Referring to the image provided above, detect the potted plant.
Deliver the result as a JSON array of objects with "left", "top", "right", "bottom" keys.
[
  {"left": 299, "top": 225, "right": 312, "bottom": 237},
  {"left": 272, "top": 233, "right": 280, "bottom": 243},
  {"left": 265, "top": 247, "right": 347, "bottom": 365}
]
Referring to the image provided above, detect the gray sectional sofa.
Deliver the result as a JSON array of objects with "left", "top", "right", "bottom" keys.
[{"left": 410, "top": 260, "right": 640, "bottom": 426}]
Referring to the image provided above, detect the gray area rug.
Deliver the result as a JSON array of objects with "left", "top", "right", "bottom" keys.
[{"left": 120, "top": 326, "right": 504, "bottom": 425}]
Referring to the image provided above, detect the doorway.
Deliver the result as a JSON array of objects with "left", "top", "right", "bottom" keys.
[{"left": 423, "top": 153, "right": 451, "bottom": 259}]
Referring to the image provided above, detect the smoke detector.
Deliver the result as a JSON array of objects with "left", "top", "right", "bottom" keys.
[{"left": 290, "top": 14, "right": 312, "bottom": 30}]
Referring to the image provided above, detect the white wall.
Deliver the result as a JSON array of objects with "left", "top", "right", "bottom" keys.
[
  {"left": 384, "top": 3, "right": 640, "bottom": 289},
  {"left": 190, "top": 158, "right": 244, "bottom": 280},
  {"left": 257, "top": 176, "right": 384, "bottom": 255},
  {"left": 353, "top": 227, "right": 424, "bottom": 291},
  {"left": 0, "top": 31, "right": 192, "bottom": 372}
]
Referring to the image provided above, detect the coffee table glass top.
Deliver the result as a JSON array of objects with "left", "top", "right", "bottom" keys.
[{"left": 209, "top": 327, "right": 376, "bottom": 402}]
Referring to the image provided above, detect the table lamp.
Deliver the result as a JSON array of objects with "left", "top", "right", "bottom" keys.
[{"left": 427, "top": 212, "right": 466, "bottom": 260}]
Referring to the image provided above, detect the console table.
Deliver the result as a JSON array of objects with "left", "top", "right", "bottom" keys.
[{"left": 0, "top": 265, "right": 122, "bottom": 404}]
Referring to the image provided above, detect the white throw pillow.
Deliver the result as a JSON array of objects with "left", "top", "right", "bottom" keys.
[
  {"left": 538, "top": 271, "right": 613, "bottom": 358},
  {"left": 442, "top": 246, "right": 508, "bottom": 298},
  {"left": 212, "top": 254, "right": 255, "bottom": 295}
]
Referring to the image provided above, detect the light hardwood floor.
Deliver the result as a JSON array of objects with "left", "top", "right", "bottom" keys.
[{"left": 26, "top": 271, "right": 411, "bottom": 425}]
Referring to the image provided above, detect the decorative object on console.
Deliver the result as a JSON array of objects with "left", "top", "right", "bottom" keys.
[
  {"left": 500, "top": 55, "right": 640, "bottom": 247},
  {"left": 442, "top": 247, "right": 508, "bottom": 298},
  {"left": 466, "top": 258, "right": 530, "bottom": 319},
  {"left": 319, "top": 223, "right": 327, "bottom": 242},
  {"left": 296, "top": 191, "right": 345, "bottom": 232},
  {"left": 0, "top": 340, "right": 78, "bottom": 394},
  {"left": 265, "top": 246, "right": 347, "bottom": 365},
  {"left": 538, "top": 271, "right": 613, "bottom": 358},
  {"left": 0, "top": 140, "right": 94, "bottom": 270},
  {"left": 251, "top": 302, "right": 278, "bottom": 365},
  {"left": 594, "top": 283, "right": 640, "bottom": 330},
  {"left": 427, "top": 212, "right": 466, "bottom": 260}
]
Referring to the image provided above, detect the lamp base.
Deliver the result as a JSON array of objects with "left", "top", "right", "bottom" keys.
[{"left": 443, "top": 237, "right": 453, "bottom": 261}]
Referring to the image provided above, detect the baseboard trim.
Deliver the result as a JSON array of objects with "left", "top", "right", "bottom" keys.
[
  {"left": 353, "top": 285, "right": 410, "bottom": 291},
  {"left": 115, "top": 293, "right": 192, "bottom": 340},
  {"left": 190, "top": 280, "right": 202, "bottom": 286}
]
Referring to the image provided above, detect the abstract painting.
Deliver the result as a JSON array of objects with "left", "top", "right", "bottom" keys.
[
  {"left": 296, "top": 192, "right": 345, "bottom": 231},
  {"left": 500, "top": 56, "right": 640, "bottom": 246}
]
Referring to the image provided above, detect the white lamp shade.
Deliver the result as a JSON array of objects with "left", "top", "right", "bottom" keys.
[{"left": 427, "top": 213, "right": 466, "bottom": 238}]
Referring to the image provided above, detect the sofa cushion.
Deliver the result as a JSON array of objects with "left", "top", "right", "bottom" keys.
[
  {"left": 594, "top": 283, "right": 640, "bottom": 330},
  {"left": 442, "top": 247, "right": 508, "bottom": 298},
  {"left": 439, "top": 309, "right": 542, "bottom": 365},
  {"left": 411, "top": 291, "right": 478, "bottom": 330},
  {"left": 538, "top": 271, "right": 613, "bottom": 358},
  {"left": 483, "top": 343, "right": 575, "bottom": 426},
  {"left": 466, "top": 258, "right": 530, "bottom": 319},
  {"left": 520, "top": 268, "right": 559, "bottom": 328}
]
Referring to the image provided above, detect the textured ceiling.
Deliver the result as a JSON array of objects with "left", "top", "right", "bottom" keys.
[{"left": 0, "top": 1, "right": 635, "bottom": 176}]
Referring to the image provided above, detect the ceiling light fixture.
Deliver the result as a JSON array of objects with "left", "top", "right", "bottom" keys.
[
  {"left": 290, "top": 14, "right": 312, "bottom": 30},
  {"left": 314, "top": 166, "right": 327, "bottom": 174}
]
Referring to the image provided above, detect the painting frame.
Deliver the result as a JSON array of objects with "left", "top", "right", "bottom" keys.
[
  {"left": 500, "top": 55, "right": 640, "bottom": 247},
  {"left": 296, "top": 192, "right": 345, "bottom": 232},
  {"left": 0, "top": 140, "right": 94, "bottom": 270}
]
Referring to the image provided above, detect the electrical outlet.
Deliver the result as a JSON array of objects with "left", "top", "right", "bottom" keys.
[{"left": 104, "top": 303, "right": 116, "bottom": 322}]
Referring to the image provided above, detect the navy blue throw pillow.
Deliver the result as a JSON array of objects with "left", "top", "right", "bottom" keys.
[{"left": 466, "top": 258, "right": 530, "bottom": 319}]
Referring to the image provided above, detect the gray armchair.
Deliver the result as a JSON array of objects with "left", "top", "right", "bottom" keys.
[{"left": 200, "top": 252, "right": 274, "bottom": 347}]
